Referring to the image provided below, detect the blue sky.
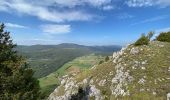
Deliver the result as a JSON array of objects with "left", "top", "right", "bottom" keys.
[{"left": 0, "top": 0, "right": 170, "bottom": 46}]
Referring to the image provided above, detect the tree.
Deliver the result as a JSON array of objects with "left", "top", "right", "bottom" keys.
[
  {"left": 147, "top": 31, "right": 154, "bottom": 40},
  {"left": 0, "top": 23, "right": 40, "bottom": 99}
]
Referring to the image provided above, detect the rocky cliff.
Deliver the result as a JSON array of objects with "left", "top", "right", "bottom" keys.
[{"left": 48, "top": 41, "right": 170, "bottom": 100}]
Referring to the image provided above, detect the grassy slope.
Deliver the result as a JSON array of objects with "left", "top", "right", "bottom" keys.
[
  {"left": 53, "top": 41, "right": 170, "bottom": 100},
  {"left": 39, "top": 54, "right": 105, "bottom": 98}
]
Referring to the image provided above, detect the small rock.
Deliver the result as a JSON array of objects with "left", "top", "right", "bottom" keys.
[
  {"left": 112, "top": 78, "right": 118, "bottom": 84},
  {"left": 132, "top": 66, "right": 136, "bottom": 69},
  {"left": 98, "top": 79, "right": 106, "bottom": 86},
  {"left": 138, "top": 78, "right": 145, "bottom": 84},
  {"left": 130, "top": 47, "right": 139, "bottom": 55},
  {"left": 141, "top": 60, "right": 147, "bottom": 65},
  {"left": 83, "top": 78, "right": 88, "bottom": 84},
  {"left": 141, "top": 67, "right": 146, "bottom": 70},
  {"left": 168, "top": 67, "right": 170, "bottom": 72},
  {"left": 167, "top": 93, "right": 170, "bottom": 100},
  {"left": 61, "top": 79, "right": 66, "bottom": 85},
  {"left": 140, "top": 88, "right": 145, "bottom": 92},
  {"left": 109, "top": 71, "right": 114, "bottom": 76},
  {"left": 159, "top": 44, "right": 164, "bottom": 47},
  {"left": 90, "top": 79, "right": 94, "bottom": 84},
  {"left": 153, "top": 92, "right": 156, "bottom": 95},
  {"left": 146, "top": 88, "right": 150, "bottom": 91}
]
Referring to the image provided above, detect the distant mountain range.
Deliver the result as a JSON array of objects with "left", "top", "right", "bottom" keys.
[{"left": 16, "top": 43, "right": 122, "bottom": 78}]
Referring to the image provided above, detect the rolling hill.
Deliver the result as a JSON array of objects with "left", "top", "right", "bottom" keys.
[{"left": 16, "top": 43, "right": 121, "bottom": 78}]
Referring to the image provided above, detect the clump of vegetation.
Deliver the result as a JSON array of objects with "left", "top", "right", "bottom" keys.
[
  {"left": 134, "top": 34, "right": 149, "bottom": 46},
  {"left": 134, "top": 31, "right": 154, "bottom": 46},
  {"left": 98, "top": 60, "right": 104, "bottom": 65},
  {"left": 70, "top": 85, "right": 90, "bottom": 100},
  {"left": 156, "top": 31, "right": 170, "bottom": 42},
  {"left": 0, "top": 24, "right": 41, "bottom": 99},
  {"left": 105, "top": 56, "right": 110, "bottom": 62}
]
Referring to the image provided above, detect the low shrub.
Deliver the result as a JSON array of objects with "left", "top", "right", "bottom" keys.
[
  {"left": 156, "top": 31, "right": 170, "bottom": 42},
  {"left": 105, "top": 56, "right": 109, "bottom": 62},
  {"left": 99, "top": 60, "right": 104, "bottom": 65},
  {"left": 134, "top": 34, "right": 149, "bottom": 46}
]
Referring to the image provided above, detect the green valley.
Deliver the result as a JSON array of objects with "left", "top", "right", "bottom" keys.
[
  {"left": 17, "top": 44, "right": 121, "bottom": 78},
  {"left": 39, "top": 54, "right": 107, "bottom": 98}
]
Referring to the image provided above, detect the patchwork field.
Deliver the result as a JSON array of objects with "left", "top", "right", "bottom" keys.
[{"left": 39, "top": 54, "right": 106, "bottom": 97}]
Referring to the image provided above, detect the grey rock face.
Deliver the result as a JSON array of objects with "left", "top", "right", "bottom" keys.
[
  {"left": 89, "top": 85, "right": 103, "bottom": 100},
  {"left": 111, "top": 46, "right": 134, "bottom": 97}
]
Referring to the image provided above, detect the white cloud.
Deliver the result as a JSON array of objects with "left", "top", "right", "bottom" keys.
[
  {"left": 103, "top": 5, "right": 114, "bottom": 10},
  {"left": 32, "top": 0, "right": 112, "bottom": 7},
  {"left": 152, "top": 27, "right": 170, "bottom": 39},
  {"left": 126, "top": 0, "right": 154, "bottom": 7},
  {"left": 156, "top": 27, "right": 170, "bottom": 33},
  {"left": 85, "top": 0, "right": 112, "bottom": 7},
  {"left": 0, "top": 0, "right": 114, "bottom": 23},
  {"left": 41, "top": 24, "right": 71, "bottom": 34},
  {"left": 6, "top": 23, "right": 28, "bottom": 29},
  {"left": 131, "top": 15, "right": 169, "bottom": 25},
  {"left": 117, "top": 13, "right": 134, "bottom": 19},
  {"left": 126, "top": 0, "right": 170, "bottom": 7},
  {"left": 156, "top": 0, "right": 170, "bottom": 7}
]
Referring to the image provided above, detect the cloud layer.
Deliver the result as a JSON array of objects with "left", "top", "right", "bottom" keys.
[
  {"left": 0, "top": 0, "right": 114, "bottom": 23},
  {"left": 1, "top": 0, "right": 169, "bottom": 24}
]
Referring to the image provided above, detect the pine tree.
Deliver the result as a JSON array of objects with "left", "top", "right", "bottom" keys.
[{"left": 0, "top": 23, "right": 40, "bottom": 99}]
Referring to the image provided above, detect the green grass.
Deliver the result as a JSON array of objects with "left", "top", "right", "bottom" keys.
[
  {"left": 119, "top": 41, "right": 170, "bottom": 99},
  {"left": 56, "top": 54, "right": 104, "bottom": 76}
]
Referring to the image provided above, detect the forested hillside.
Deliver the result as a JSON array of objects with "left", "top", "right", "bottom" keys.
[{"left": 16, "top": 44, "right": 121, "bottom": 78}]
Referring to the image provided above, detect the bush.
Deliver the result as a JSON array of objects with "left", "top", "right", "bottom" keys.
[
  {"left": 98, "top": 60, "right": 104, "bottom": 65},
  {"left": 70, "top": 86, "right": 90, "bottom": 100},
  {"left": 134, "top": 34, "right": 149, "bottom": 46},
  {"left": 156, "top": 31, "right": 170, "bottom": 42},
  {"left": 105, "top": 56, "right": 109, "bottom": 62}
]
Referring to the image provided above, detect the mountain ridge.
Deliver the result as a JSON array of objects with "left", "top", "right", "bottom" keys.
[{"left": 48, "top": 41, "right": 170, "bottom": 100}]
